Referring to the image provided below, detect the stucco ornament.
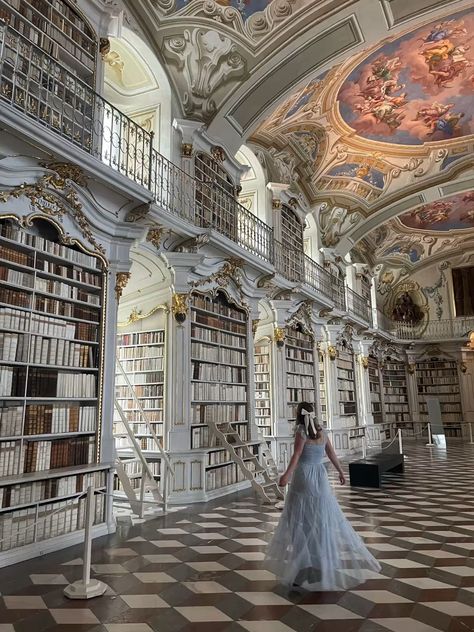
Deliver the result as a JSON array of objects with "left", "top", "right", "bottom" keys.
[
  {"left": 319, "top": 206, "right": 361, "bottom": 247},
  {"left": 164, "top": 29, "right": 246, "bottom": 119}
]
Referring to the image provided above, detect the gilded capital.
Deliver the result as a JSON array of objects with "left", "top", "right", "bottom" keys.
[
  {"left": 146, "top": 227, "right": 165, "bottom": 248},
  {"left": 327, "top": 345, "right": 337, "bottom": 361},
  {"left": 181, "top": 142, "right": 193, "bottom": 157},
  {"left": 115, "top": 272, "right": 131, "bottom": 301},
  {"left": 172, "top": 293, "right": 188, "bottom": 323}
]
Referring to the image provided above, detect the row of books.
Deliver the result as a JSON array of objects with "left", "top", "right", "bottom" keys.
[
  {"left": 1, "top": 332, "right": 96, "bottom": 368},
  {"left": 287, "top": 387, "right": 314, "bottom": 403},
  {"left": 117, "top": 331, "right": 165, "bottom": 346},
  {"left": 255, "top": 375, "right": 269, "bottom": 385},
  {"left": 191, "top": 422, "right": 248, "bottom": 448},
  {"left": 191, "top": 311, "right": 246, "bottom": 335},
  {"left": 255, "top": 365, "right": 270, "bottom": 375},
  {"left": 36, "top": 259, "right": 101, "bottom": 287},
  {"left": 191, "top": 403, "right": 247, "bottom": 424},
  {"left": 206, "top": 463, "right": 245, "bottom": 491},
  {"left": 417, "top": 377, "right": 459, "bottom": 386},
  {"left": 286, "top": 358, "right": 313, "bottom": 375},
  {"left": 385, "top": 403, "right": 409, "bottom": 411},
  {"left": 1, "top": 245, "right": 33, "bottom": 268},
  {"left": 339, "top": 391, "right": 355, "bottom": 402},
  {"left": 286, "top": 329, "right": 314, "bottom": 349},
  {"left": 191, "top": 362, "right": 246, "bottom": 383},
  {"left": 1, "top": 367, "right": 96, "bottom": 398},
  {"left": 286, "top": 347, "right": 313, "bottom": 362},
  {"left": 287, "top": 374, "right": 314, "bottom": 389},
  {"left": 0, "top": 286, "right": 30, "bottom": 309},
  {"left": 384, "top": 364, "right": 406, "bottom": 372},
  {"left": 117, "top": 398, "right": 162, "bottom": 410},
  {"left": 418, "top": 385, "right": 459, "bottom": 394},
  {"left": 117, "top": 345, "right": 164, "bottom": 360},
  {"left": 416, "top": 362, "right": 457, "bottom": 369},
  {"left": 191, "top": 326, "right": 246, "bottom": 349},
  {"left": 35, "top": 294, "right": 99, "bottom": 322},
  {"left": 0, "top": 494, "right": 105, "bottom": 553},
  {"left": 192, "top": 383, "right": 246, "bottom": 402},
  {"left": 0, "top": 307, "right": 98, "bottom": 342},
  {"left": 190, "top": 342, "right": 246, "bottom": 366},
  {"left": 208, "top": 449, "right": 231, "bottom": 466},
  {"left": 23, "top": 436, "right": 96, "bottom": 473},
  {"left": 384, "top": 387, "right": 407, "bottom": 395},
  {"left": 0, "top": 470, "right": 106, "bottom": 508},
  {"left": 23, "top": 404, "right": 96, "bottom": 435},
  {"left": 339, "top": 403, "right": 356, "bottom": 415},
  {"left": 0, "top": 222, "right": 99, "bottom": 269},
  {"left": 191, "top": 294, "right": 246, "bottom": 322},
  {"left": 114, "top": 422, "right": 164, "bottom": 437},
  {"left": 119, "top": 357, "right": 164, "bottom": 373},
  {"left": 35, "top": 276, "right": 100, "bottom": 305},
  {"left": 116, "top": 371, "right": 163, "bottom": 386},
  {"left": 386, "top": 413, "right": 410, "bottom": 422},
  {"left": 337, "top": 379, "right": 355, "bottom": 391},
  {"left": 122, "top": 410, "right": 163, "bottom": 423},
  {"left": 0, "top": 405, "right": 23, "bottom": 437},
  {"left": 420, "top": 403, "right": 461, "bottom": 412},
  {"left": 116, "top": 384, "right": 163, "bottom": 398}
]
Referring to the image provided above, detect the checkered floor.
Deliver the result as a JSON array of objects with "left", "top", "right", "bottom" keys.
[{"left": 2, "top": 441, "right": 474, "bottom": 631}]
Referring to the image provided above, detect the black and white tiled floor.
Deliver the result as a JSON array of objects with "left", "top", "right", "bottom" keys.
[{"left": 2, "top": 442, "right": 474, "bottom": 631}]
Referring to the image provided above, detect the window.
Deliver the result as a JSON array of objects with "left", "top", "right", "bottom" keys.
[{"left": 452, "top": 267, "right": 474, "bottom": 316}]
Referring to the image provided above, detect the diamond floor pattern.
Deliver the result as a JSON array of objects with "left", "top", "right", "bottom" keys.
[{"left": 1, "top": 442, "right": 474, "bottom": 630}]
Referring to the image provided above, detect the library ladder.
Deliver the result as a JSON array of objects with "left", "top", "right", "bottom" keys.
[
  {"left": 209, "top": 422, "right": 284, "bottom": 504},
  {"left": 257, "top": 431, "right": 279, "bottom": 480},
  {"left": 113, "top": 360, "right": 174, "bottom": 518}
]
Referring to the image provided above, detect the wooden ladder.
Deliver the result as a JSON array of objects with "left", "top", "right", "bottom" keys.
[
  {"left": 209, "top": 422, "right": 284, "bottom": 504},
  {"left": 113, "top": 359, "right": 174, "bottom": 518}
]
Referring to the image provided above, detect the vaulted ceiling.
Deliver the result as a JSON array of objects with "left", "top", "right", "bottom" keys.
[{"left": 124, "top": 0, "right": 474, "bottom": 271}]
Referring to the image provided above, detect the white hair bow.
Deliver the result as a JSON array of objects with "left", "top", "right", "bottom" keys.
[{"left": 301, "top": 408, "right": 318, "bottom": 437}]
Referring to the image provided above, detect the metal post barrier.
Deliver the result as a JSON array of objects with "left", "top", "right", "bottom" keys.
[
  {"left": 426, "top": 422, "right": 435, "bottom": 447},
  {"left": 469, "top": 422, "right": 474, "bottom": 445},
  {"left": 64, "top": 487, "right": 108, "bottom": 600},
  {"left": 398, "top": 428, "right": 403, "bottom": 454},
  {"left": 362, "top": 433, "right": 367, "bottom": 459}
]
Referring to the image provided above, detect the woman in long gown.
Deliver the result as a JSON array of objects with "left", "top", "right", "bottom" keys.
[{"left": 265, "top": 402, "right": 381, "bottom": 590}]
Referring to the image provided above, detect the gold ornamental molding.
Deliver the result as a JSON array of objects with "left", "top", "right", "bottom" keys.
[
  {"left": 118, "top": 303, "right": 169, "bottom": 328},
  {"left": 115, "top": 272, "right": 131, "bottom": 301},
  {"left": 0, "top": 166, "right": 106, "bottom": 258},
  {"left": 172, "top": 292, "right": 189, "bottom": 323}
]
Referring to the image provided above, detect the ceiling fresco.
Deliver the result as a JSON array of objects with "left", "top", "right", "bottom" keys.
[
  {"left": 398, "top": 191, "right": 474, "bottom": 231},
  {"left": 338, "top": 8, "right": 474, "bottom": 145},
  {"left": 175, "top": 0, "right": 273, "bottom": 18}
]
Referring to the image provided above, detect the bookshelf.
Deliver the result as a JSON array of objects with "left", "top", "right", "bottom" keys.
[
  {"left": 0, "top": 0, "right": 97, "bottom": 85},
  {"left": 337, "top": 348, "right": 357, "bottom": 421},
  {"left": 318, "top": 351, "right": 327, "bottom": 425},
  {"left": 368, "top": 355, "right": 383, "bottom": 424},
  {"left": 0, "top": 215, "right": 107, "bottom": 563},
  {"left": 382, "top": 361, "right": 410, "bottom": 424},
  {"left": 416, "top": 359, "right": 462, "bottom": 437},
  {"left": 190, "top": 291, "right": 254, "bottom": 493},
  {"left": 254, "top": 341, "right": 271, "bottom": 436},
  {"left": 285, "top": 324, "right": 316, "bottom": 424}
]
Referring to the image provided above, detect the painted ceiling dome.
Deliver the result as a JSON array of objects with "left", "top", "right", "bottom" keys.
[
  {"left": 398, "top": 191, "right": 474, "bottom": 232},
  {"left": 337, "top": 7, "right": 474, "bottom": 145}
]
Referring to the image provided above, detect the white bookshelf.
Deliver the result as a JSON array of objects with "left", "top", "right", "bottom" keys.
[
  {"left": 416, "top": 359, "right": 462, "bottom": 437},
  {"left": 285, "top": 325, "right": 316, "bottom": 424},
  {"left": 382, "top": 361, "right": 410, "bottom": 425},
  {"left": 337, "top": 348, "right": 357, "bottom": 421},
  {"left": 190, "top": 292, "right": 256, "bottom": 493},
  {"left": 254, "top": 341, "right": 271, "bottom": 436},
  {"left": 368, "top": 355, "right": 383, "bottom": 424},
  {"left": 0, "top": 216, "right": 107, "bottom": 563},
  {"left": 318, "top": 351, "right": 327, "bottom": 425}
]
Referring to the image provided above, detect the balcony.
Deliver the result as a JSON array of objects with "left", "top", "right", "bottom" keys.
[
  {"left": 391, "top": 317, "right": 474, "bottom": 342},
  {"left": 345, "top": 287, "right": 371, "bottom": 323},
  {"left": 0, "top": 21, "right": 347, "bottom": 308}
]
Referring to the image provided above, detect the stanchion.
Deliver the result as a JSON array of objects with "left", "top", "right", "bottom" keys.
[
  {"left": 398, "top": 428, "right": 403, "bottom": 454},
  {"left": 64, "top": 487, "right": 108, "bottom": 600},
  {"left": 362, "top": 434, "right": 367, "bottom": 459},
  {"left": 468, "top": 422, "right": 474, "bottom": 445},
  {"left": 426, "top": 422, "right": 435, "bottom": 447}
]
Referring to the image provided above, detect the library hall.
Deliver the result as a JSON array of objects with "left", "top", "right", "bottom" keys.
[{"left": 2, "top": 0, "right": 474, "bottom": 630}]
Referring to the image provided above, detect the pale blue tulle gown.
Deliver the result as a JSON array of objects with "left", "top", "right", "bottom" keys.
[{"left": 265, "top": 431, "right": 381, "bottom": 590}]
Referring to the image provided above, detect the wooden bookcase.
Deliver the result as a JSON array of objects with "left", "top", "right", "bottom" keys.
[
  {"left": 382, "top": 361, "right": 410, "bottom": 424},
  {"left": 285, "top": 324, "right": 315, "bottom": 424},
  {"left": 368, "top": 355, "right": 383, "bottom": 424},
  {"left": 416, "top": 359, "right": 462, "bottom": 437},
  {"left": 0, "top": 0, "right": 97, "bottom": 85},
  {"left": 189, "top": 291, "right": 254, "bottom": 493},
  {"left": 337, "top": 348, "right": 357, "bottom": 420},
  {"left": 254, "top": 341, "right": 271, "bottom": 436},
  {"left": 0, "top": 216, "right": 107, "bottom": 561}
]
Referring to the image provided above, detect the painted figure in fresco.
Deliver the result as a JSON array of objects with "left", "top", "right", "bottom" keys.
[
  {"left": 419, "top": 19, "right": 471, "bottom": 88},
  {"left": 392, "top": 292, "right": 423, "bottom": 323},
  {"left": 415, "top": 102, "right": 464, "bottom": 137},
  {"left": 421, "top": 20, "right": 467, "bottom": 44},
  {"left": 410, "top": 200, "right": 452, "bottom": 225},
  {"left": 459, "top": 192, "right": 474, "bottom": 224}
]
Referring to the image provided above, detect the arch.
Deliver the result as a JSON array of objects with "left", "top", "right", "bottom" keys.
[
  {"left": 235, "top": 144, "right": 269, "bottom": 224},
  {"left": 303, "top": 212, "right": 320, "bottom": 263},
  {"left": 103, "top": 27, "right": 174, "bottom": 159}
]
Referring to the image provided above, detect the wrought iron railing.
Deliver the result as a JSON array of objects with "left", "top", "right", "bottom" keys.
[
  {"left": 303, "top": 255, "right": 345, "bottom": 308},
  {"left": 392, "top": 317, "right": 474, "bottom": 341},
  {"left": 150, "top": 151, "right": 195, "bottom": 223},
  {"left": 345, "top": 287, "right": 371, "bottom": 322},
  {"left": 274, "top": 239, "right": 303, "bottom": 282},
  {"left": 0, "top": 23, "right": 152, "bottom": 188}
]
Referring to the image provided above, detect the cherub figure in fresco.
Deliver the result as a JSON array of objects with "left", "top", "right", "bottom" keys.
[
  {"left": 421, "top": 19, "right": 467, "bottom": 44},
  {"left": 415, "top": 102, "right": 464, "bottom": 137},
  {"left": 368, "top": 55, "right": 402, "bottom": 83},
  {"left": 411, "top": 201, "right": 452, "bottom": 225},
  {"left": 427, "top": 44, "right": 472, "bottom": 87},
  {"left": 419, "top": 19, "right": 471, "bottom": 87}
]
